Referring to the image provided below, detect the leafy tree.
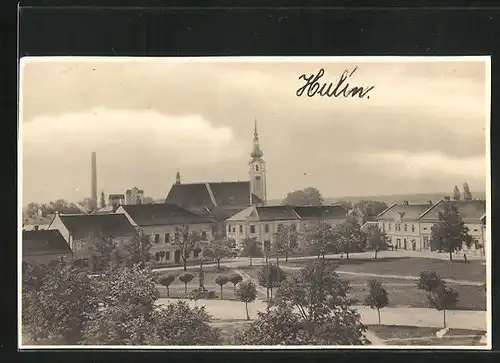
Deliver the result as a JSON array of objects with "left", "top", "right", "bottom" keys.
[
  {"left": 178, "top": 273, "right": 195, "bottom": 295},
  {"left": 430, "top": 204, "right": 473, "bottom": 261},
  {"left": 453, "top": 185, "right": 461, "bottom": 201},
  {"left": 334, "top": 217, "right": 366, "bottom": 259},
  {"left": 83, "top": 232, "right": 123, "bottom": 272},
  {"left": 203, "top": 234, "right": 235, "bottom": 269},
  {"left": 240, "top": 237, "right": 263, "bottom": 266},
  {"left": 365, "top": 224, "right": 389, "bottom": 259},
  {"left": 275, "top": 224, "right": 299, "bottom": 263},
  {"left": 236, "top": 280, "right": 258, "bottom": 320},
  {"left": 100, "top": 191, "right": 106, "bottom": 208},
  {"left": 282, "top": 187, "right": 323, "bottom": 206},
  {"left": 174, "top": 224, "right": 201, "bottom": 271},
  {"left": 364, "top": 279, "right": 389, "bottom": 325},
  {"left": 229, "top": 273, "right": 243, "bottom": 294},
  {"left": 22, "top": 262, "right": 96, "bottom": 344},
  {"left": 158, "top": 250, "right": 166, "bottom": 262},
  {"left": 428, "top": 284, "right": 459, "bottom": 328},
  {"left": 123, "top": 231, "right": 152, "bottom": 268},
  {"left": 146, "top": 301, "right": 220, "bottom": 345},
  {"left": 303, "top": 222, "right": 335, "bottom": 259},
  {"left": 463, "top": 182, "right": 473, "bottom": 201},
  {"left": 417, "top": 271, "right": 444, "bottom": 292},
  {"left": 238, "top": 259, "right": 366, "bottom": 345},
  {"left": 215, "top": 275, "right": 229, "bottom": 299},
  {"left": 354, "top": 200, "right": 389, "bottom": 224},
  {"left": 158, "top": 274, "right": 176, "bottom": 298},
  {"left": 257, "top": 264, "right": 287, "bottom": 299}
]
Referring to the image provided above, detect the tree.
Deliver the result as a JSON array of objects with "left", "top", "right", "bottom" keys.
[
  {"left": 354, "top": 200, "right": 389, "bottom": 224},
  {"left": 364, "top": 279, "right": 389, "bottom": 325},
  {"left": 428, "top": 284, "right": 459, "bottom": 328},
  {"left": 430, "top": 204, "right": 473, "bottom": 261},
  {"left": 22, "top": 262, "right": 96, "bottom": 344},
  {"left": 236, "top": 280, "right": 258, "bottom": 320},
  {"left": 417, "top": 271, "right": 444, "bottom": 292},
  {"left": 282, "top": 187, "right": 323, "bottom": 206},
  {"left": 215, "top": 275, "right": 229, "bottom": 299},
  {"left": 365, "top": 224, "right": 389, "bottom": 259},
  {"left": 178, "top": 273, "right": 195, "bottom": 295},
  {"left": 240, "top": 237, "right": 263, "bottom": 266},
  {"left": 100, "top": 191, "right": 106, "bottom": 208},
  {"left": 174, "top": 224, "right": 201, "bottom": 271},
  {"left": 237, "top": 259, "right": 366, "bottom": 345},
  {"left": 158, "top": 274, "right": 176, "bottom": 298},
  {"left": 463, "top": 182, "right": 473, "bottom": 201},
  {"left": 146, "top": 301, "right": 221, "bottom": 345},
  {"left": 257, "top": 264, "right": 287, "bottom": 299},
  {"left": 303, "top": 222, "right": 335, "bottom": 259},
  {"left": 229, "top": 273, "right": 243, "bottom": 294},
  {"left": 203, "top": 234, "right": 235, "bottom": 269},
  {"left": 84, "top": 232, "right": 123, "bottom": 272},
  {"left": 334, "top": 217, "right": 366, "bottom": 259},
  {"left": 453, "top": 185, "right": 461, "bottom": 201},
  {"left": 123, "top": 231, "right": 152, "bottom": 268},
  {"left": 275, "top": 224, "right": 299, "bottom": 263}
]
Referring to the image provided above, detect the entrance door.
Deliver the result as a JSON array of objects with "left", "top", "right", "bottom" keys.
[
  {"left": 174, "top": 250, "right": 181, "bottom": 264},
  {"left": 403, "top": 239, "right": 407, "bottom": 250}
]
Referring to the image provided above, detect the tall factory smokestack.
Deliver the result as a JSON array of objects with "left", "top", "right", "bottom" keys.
[{"left": 91, "top": 152, "right": 97, "bottom": 211}]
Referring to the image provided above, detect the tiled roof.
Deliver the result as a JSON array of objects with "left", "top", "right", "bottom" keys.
[
  {"left": 23, "top": 229, "right": 72, "bottom": 255},
  {"left": 109, "top": 194, "right": 125, "bottom": 198},
  {"left": 226, "top": 206, "right": 256, "bottom": 221},
  {"left": 377, "top": 202, "right": 433, "bottom": 221},
  {"left": 293, "top": 205, "right": 348, "bottom": 220},
  {"left": 360, "top": 221, "right": 378, "bottom": 232},
  {"left": 59, "top": 213, "right": 138, "bottom": 240},
  {"left": 419, "top": 200, "right": 486, "bottom": 223},
  {"left": 209, "top": 181, "right": 262, "bottom": 206},
  {"left": 119, "top": 203, "right": 216, "bottom": 226},
  {"left": 256, "top": 206, "right": 300, "bottom": 221},
  {"left": 165, "top": 183, "right": 215, "bottom": 211}
]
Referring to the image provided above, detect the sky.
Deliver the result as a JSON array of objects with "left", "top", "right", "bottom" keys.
[{"left": 20, "top": 57, "right": 489, "bottom": 205}]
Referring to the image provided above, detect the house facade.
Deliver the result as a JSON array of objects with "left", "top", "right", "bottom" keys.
[
  {"left": 226, "top": 205, "right": 349, "bottom": 252},
  {"left": 22, "top": 229, "right": 73, "bottom": 265},
  {"left": 115, "top": 203, "right": 217, "bottom": 264},
  {"left": 48, "top": 212, "right": 138, "bottom": 268}
]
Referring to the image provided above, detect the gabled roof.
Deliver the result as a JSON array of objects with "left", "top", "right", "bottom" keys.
[
  {"left": 226, "top": 206, "right": 257, "bottom": 222},
  {"left": 209, "top": 181, "right": 262, "bottom": 206},
  {"left": 419, "top": 200, "right": 486, "bottom": 223},
  {"left": 377, "top": 202, "right": 434, "bottom": 221},
  {"left": 118, "top": 203, "right": 216, "bottom": 226},
  {"left": 256, "top": 206, "right": 300, "bottom": 221},
  {"left": 293, "top": 205, "right": 348, "bottom": 220},
  {"left": 165, "top": 183, "right": 216, "bottom": 212},
  {"left": 58, "top": 213, "right": 138, "bottom": 240},
  {"left": 360, "top": 221, "right": 378, "bottom": 232},
  {"left": 23, "top": 229, "right": 72, "bottom": 256}
]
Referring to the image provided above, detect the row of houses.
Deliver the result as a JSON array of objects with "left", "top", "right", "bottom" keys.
[{"left": 372, "top": 198, "right": 487, "bottom": 254}]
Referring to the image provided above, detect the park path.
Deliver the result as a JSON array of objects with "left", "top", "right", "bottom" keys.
[
  {"left": 157, "top": 298, "right": 487, "bottom": 331},
  {"left": 236, "top": 269, "right": 267, "bottom": 296},
  {"left": 278, "top": 266, "right": 484, "bottom": 287}
]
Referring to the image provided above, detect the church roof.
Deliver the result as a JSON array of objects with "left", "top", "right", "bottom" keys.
[
  {"left": 23, "top": 229, "right": 72, "bottom": 256},
  {"left": 118, "top": 203, "right": 216, "bottom": 226},
  {"left": 57, "top": 213, "right": 138, "bottom": 240}
]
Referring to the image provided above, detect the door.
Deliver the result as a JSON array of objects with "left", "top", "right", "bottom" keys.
[
  {"left": 174, "top": 250, "right": 181, "bottom": 264},
  {"left": 403, "top": 238, "right": 407, "bottom": 250}
]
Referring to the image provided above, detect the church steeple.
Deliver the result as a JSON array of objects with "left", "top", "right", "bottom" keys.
[
  {"left": 250, "top": 118, "right": 264, "bottom": 159},
  {"left": 175, "top": 169, "right": 181, "bottom": 184}
]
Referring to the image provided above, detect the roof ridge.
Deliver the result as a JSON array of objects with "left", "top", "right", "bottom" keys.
[{"left": 418, "top": 200, "right": 443, "bottom": 219}]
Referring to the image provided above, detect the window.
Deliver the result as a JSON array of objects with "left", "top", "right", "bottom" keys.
[
  {"left": 239, "top": 225, "right": 243, "bottom": 233},
  {"left": 423, "top": 227, "right": 427, "bottom": 231},
  {"left": 404, "top": 224, "right": 408, "bottom": 232},
  {"left": 155, "top": 252, "right": 161, "bottom": 262},
  {"left": 201, "top": 231, "right": 207, "bottom": 240},
  {"left": 232, "top": 227, "right": 236, "bottom": 233},
  {"left": 411, "top": 225, "right": 415, "bottom": 232},
  {"left": 154, "top": 234, "right": 160, "bottom": 243},
  {"left": 255, "top": 176, "right": 261, "bottom": 181},
  {"left": 396, "top": 238, "right": 401, "bottom": 248},
  {"left": 278, "top": 223, "right": 283, "bottom": 229},
  {"left": 382, "top": 222, "right": 385, "bottom": 231},
  {"left": 473, "top": 229, "right": 478, "bottom": 232},
  {"left": 388, "top": 223, "right": 391, "bottom": 231},
  {"left": 228, "top": 225, "right": 232, "bottom": 233},
  {"left": 164, "top": 233, "right": 170, "bottom": 243},
  {"left": 255, "top": 165, "right": 259, "bottom": 171},
  {"left": 165, "top": 251, "right": 170, "bottom": 261},
  {"left": 250, "top": 225, "right": 256, "bottom": 234},
  {"left": 264, "top": 224, "right": 269, "bottom": 233}
]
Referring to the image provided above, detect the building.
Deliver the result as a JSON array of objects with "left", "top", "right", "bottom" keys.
[
  {"left": 108, "top": 193, "right": 125, "bottom": 208},
  {"left": 22, "top": 229, "right": 73, "bottom": 265},
  {"left": 376, "top": 201, "right": 434, "bottom": 251},
  {"left": 419, "top": 199, "right": 486, "bottom": 253},
  {"left": 126, "top": 187, "right": 144, "bottom": 205},
  {"left": 22, "top": 214, "right": 54, "bottom": 231},
  {"left": 48, "top": 212, "right": 138, "bottom": 268},
  {"left": 226, "top": 205, "right": 349, "bottom": 251},
  {"left": 115, "top": 203, "right": 217, "bottom": 264}
]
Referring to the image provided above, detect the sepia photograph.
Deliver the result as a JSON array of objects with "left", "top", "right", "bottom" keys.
[{"left": 18, "top": 56, "right": 491, "bottom": 349}]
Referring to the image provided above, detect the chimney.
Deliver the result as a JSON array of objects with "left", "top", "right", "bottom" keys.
[
  {"left": 444, "top": 196, "right": 450, "bottom": 201},
  {"left": 91, "top": 152, "right": 97, "bottom": 210}
]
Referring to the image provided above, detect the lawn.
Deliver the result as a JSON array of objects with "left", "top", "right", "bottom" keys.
[
  {"left": 368, "top": 325, "right": 486, "bottom": 346},
  {"left": 212, "top": 321, "right": 252, "bottom": 345},
  {"left": 286, "top": 257, "right": 486, "bottom": 282}
]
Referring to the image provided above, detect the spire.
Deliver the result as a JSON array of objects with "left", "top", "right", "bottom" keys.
[
  {"left": 250, "top": 118, "right": 263, "bottom": 159},
  {"left": 175, "top": 169, "right": 181, "bottom": 184}
]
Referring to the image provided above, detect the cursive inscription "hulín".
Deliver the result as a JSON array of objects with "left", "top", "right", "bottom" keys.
[{"left": 296, "top": 67, "right": 374, "bottom": 99}]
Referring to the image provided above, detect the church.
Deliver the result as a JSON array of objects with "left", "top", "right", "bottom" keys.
[{"left": 164, "top": 120, "right": 268, "bottom": 225}]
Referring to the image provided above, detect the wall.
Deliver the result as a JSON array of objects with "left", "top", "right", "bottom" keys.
[{"left": 23, "top": 252, "right": 73, "bottom": 266}]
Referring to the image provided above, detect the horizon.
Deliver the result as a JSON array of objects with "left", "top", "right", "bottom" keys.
[{"left": 20, "top": 57, "right": 488, "bottom": 205}]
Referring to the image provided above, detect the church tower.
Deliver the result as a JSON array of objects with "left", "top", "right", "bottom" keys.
[{"left": 249, "top": 119, "right": 267, "bottom": 205}]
